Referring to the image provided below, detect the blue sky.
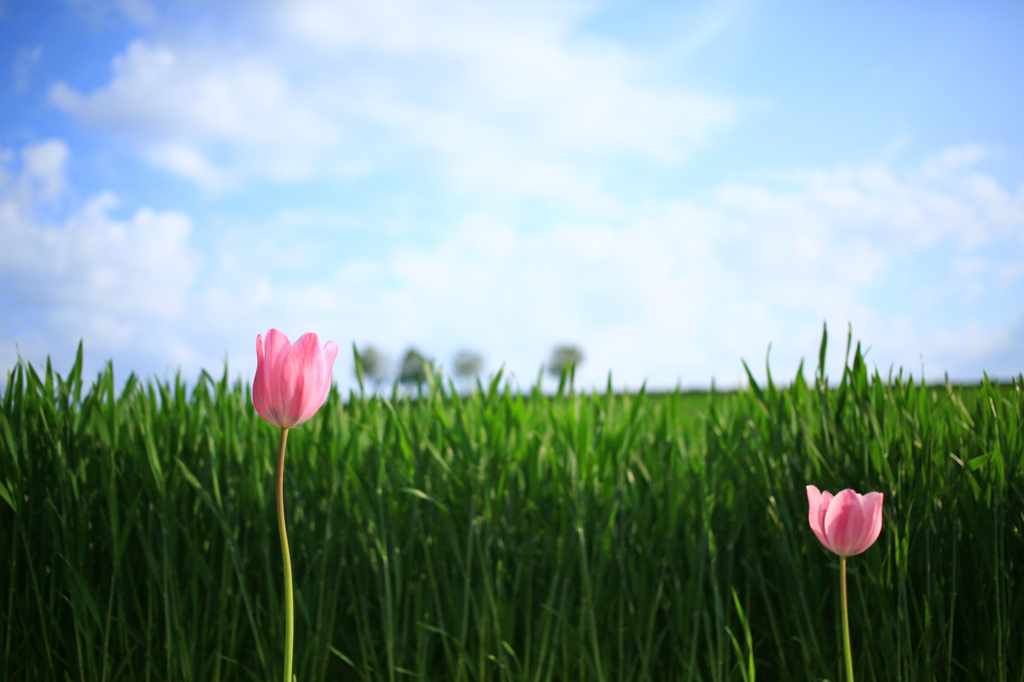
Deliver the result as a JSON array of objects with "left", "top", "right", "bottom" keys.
[{"left": 2, "top": 0, "right": 1022, "bottom": 393}]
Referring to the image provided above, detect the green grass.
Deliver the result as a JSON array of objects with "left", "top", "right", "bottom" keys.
[{"left": 1, "top": 328, "right": 1022, "bottom": 681}]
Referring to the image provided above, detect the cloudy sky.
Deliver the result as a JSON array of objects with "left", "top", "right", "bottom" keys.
[{"left": 1, "top": 0, "right": 1022, "bottom": 393}]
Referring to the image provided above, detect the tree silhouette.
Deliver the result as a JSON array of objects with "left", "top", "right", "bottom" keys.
[
  {"left": 398, "top": 347, "right": 431, "bottom": 385},
  {"left": 547, "top": 344, "right": 584, "bottom": 379},
  {"left": 452, "top": 349, "right": 484, "bottom": 382}
]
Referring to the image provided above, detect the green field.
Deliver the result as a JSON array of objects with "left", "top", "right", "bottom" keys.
[{"left": 1, "top": 331, "right": 1021, "bottom": 681}]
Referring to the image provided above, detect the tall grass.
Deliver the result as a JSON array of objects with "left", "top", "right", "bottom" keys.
[{"left": 1, "top": 329, "right": 1021, "bottom": 680}]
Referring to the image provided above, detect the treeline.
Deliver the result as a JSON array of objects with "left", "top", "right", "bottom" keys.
[{"left": 354, "top": 343, "right": 585, "bottom": 388}]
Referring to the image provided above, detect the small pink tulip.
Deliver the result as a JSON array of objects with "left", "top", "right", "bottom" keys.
[
  {"left": 806, "top": 485, "right": 884, "bottom": 557},
  {"left": 253, "top": 328, "right": 339, "bottom": 428}
]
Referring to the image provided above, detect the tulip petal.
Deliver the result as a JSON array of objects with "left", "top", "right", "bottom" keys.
[
  {"left": 806, "top": 485, "right": 830, "bottom": 549},
  {"left": 253, "top": 332, "right": 277, "bottom": 425},
  {"left": 822, "top": 489, "right": 864, "bottom": 556},
  {"left": 318, "top": 340, "right": 340, "bottom": 405},
  {"left": 851, "top": 492, "right": 884, "bottom": 555},
  {"left": 264, "top": 329, "right": 295, "bottom": 425},
  {"left": 281, "top": 333, "right": 322, "bottom": 426}
]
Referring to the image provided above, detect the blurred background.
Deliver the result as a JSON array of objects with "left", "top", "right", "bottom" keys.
[{"left": 1, "top": 0, "right": 1022, "bottom": 393}]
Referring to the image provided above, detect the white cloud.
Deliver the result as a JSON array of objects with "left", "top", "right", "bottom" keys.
[
  {"left": 0, "top": 140, "right": 200, "bottom": 374},
  {"left": 2, "top": 136, "right": 1020, "bottom": 389},
  {"left": 15, "top": 1, "right": 1024, "bottom": 388},
  {"left": 277, "top": 0, "right": 734, "bottom": 156},
  {"left": 427, "top": 150, "right": 1020, "bottom": 386},
  {"left": 20, "top": 140, "right": 68, "bottom": 200},
  {"left": 144, "top": 141, "right": 228, "bottom": 193},
  {"left": 178, "top": 146, "right": 1023, "bottom": 392},
  {"left": 276, "top": 0, "right": 739, "bottom": 205},
  {"left": 0, "top": 139, "right": 68, "bottom": 213},
  {"left": 50, "top": 40, "right": 339, "bottom": 192},
  {"left": 49, "top": 1, "right": 739, "bottom": 202}
]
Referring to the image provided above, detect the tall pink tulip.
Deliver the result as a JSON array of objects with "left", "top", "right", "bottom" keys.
[
  {"left": 254, "top": 329, "right": 339, "bottom": 428},
  {"left": 806, "top": 486, "right": 884, "bottom": 557},
  {"left": 807, "top": 485, "right": 884, "bottom": 682},
  {"left": 254, "top": 328, "right": 338, "bottom": 682}
]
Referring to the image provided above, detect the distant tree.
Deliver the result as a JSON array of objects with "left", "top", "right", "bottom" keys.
[
  {"left": 398, "top": 347, "right": 432, "bottom": 385},
  {"left": 452, "top": 349, "right": 484, "bottom": 382},
  {"left": 353, "top": 344, "right": 388, "bottom": 389},
  {"left": 547, "top": 344, "right": 584, "bottom": 379}
]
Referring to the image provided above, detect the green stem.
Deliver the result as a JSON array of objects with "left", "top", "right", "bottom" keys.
[
  {"left": 277, "top": 427, "right": 294, "bottom": 682},
  {"left": 841, "top": 556, "right": 853, "bottom": 682}
]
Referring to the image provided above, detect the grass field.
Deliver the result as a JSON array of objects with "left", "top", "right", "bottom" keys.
[{"left": 1, "top": 329, "right": 1021, "bottom": 681}]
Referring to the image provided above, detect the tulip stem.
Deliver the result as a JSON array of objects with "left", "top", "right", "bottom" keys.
[
  {"left": 840, "top": 556, "right": 853, "bottom": 682},
  {"left": 276, "top": 427, "right": 295, "bottom": 682}
]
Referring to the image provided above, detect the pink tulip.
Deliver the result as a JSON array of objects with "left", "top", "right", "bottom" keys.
[
  {"left": 254, "top": 329, "right": 339, "bottom": 428},
  {"left": 806, "top": 485, "right": 884, "bottom": 557}
]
